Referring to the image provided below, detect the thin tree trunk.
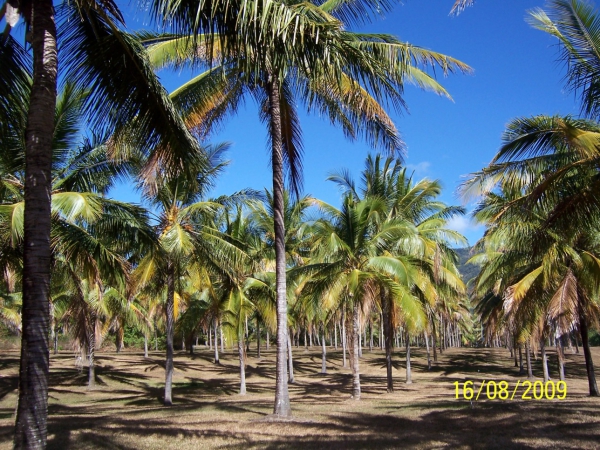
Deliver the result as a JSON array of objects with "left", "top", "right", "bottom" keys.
[
  {"left": 287, "top": 329, "right": 295, "bottom": 384},
  {"left": 351, "top": 302, "right": 361, "bottom": 400},
  {"left": 209, "top": 325, "right": 212, "bottom": 350},
  {"left": 154, "top": 320, "right": 158, "bottom": 351},
  {"left": 425, "top": 331, "right": 431, "bottom": 370},
  {"left": 541, "top": 339, "right": 550, "bottom": 382},
  {"left": 214, "top": 318, "right": 220, "bottom": 364},
  {"left": 164, "top": 263, "right": 175, "bottom": 406},
  {"left": 358, "top": 323, "right": 362, "bottom": 358},
  {"left": 432, "top": 318, "right": 438, "bottom": 362},
  {"left": 519, "top": 345, "right": 524, "bottom": 375},
  {"left": 369, "top": 318, "right": 373, "bottom": 352},
  {"left": 525, "top": 340, "right": 533, "bottom": 379},
  {"left": 88, "top": 314, "right": 97, "bottom": 390},
  {"left": 14, "top": 2, "right": 57, "bottom": 447},
  {"left": 380, "top": 311, "right": 384, "bottom": 349},
  {"left": 321, "top": 324, "right": 327, "bottom": 374},
  {"left": 238, "top": 338, "right": 247, "bottom": 395},
  {"left": 579, "top": 302, "right": 599, "bottom": 396},
  {"left": 144, "top": 335, "right": 148, "bottom": 358},
  {"left": 342, "top": 308, "right": 348, "bottom": 368},
  {"left": 442, "top": 319, "right": 446, "bottom": 351},
  {"left": 257, "top": 318, "right": 261, "bottom": 359},
  {"left": 438, "top": 316, "right": 444, "bottom": 354},
  {"left": 556, "top": 336, "right": 565, "bottom": 381},
  {"left": 266, "top": 330, "right": 270, "bottom": 350},
  {"left": 53, "top": 331, "right": 58, "bottom": 355},
  {"left": 334, "top": 320, "right": 338, "bottom": 350},
  {"left": 220, "top": 326, "right": 224, "bottom": 353},
  {"left": 383, "top": 294, "right": 394, "bottom": 393},
  {"left": 405, "top": 331, "right": 412, "bottom": 384},
  {"left": 268, "top": 77, "right": 291, "bottom": 417}
]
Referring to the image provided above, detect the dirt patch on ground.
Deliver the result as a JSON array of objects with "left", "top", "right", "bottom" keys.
[{"left": 0, "top": 345, "right": 598, "bottom": 449}]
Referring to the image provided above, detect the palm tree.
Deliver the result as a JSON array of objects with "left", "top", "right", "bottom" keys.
[
  {"left": 328, "top": 155, "right": 466, "bottom": 391},
  {"left": 297, "top": 195, "right": 422, "bottom": 399},
  {"left": 465, "top": 157, "right": 600, "bottom": 395},
  {"left": 215, "top": 207, "right": 264, "bottom": 394},
  {"left": 147, "top": 0, "right": 470, "bottom": 414},
  {"left": 1, "top": 83, "right": 156, "bottom": 393},
  {"left": 134, "top": 144, "right": 251, "bottom": 405},
  {"left": 2, "top": 2, "right": 203, "bottom": 445},
  {"left": 460, "top": 0, "right": 600, "bottom": 396}
]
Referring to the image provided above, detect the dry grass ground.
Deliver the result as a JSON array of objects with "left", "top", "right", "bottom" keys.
[{"left": 0, "top": 344, "right": 599, "bottom": 449}]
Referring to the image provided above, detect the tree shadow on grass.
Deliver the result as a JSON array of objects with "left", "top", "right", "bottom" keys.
[{"left": 42, "top": 396, "right": 600, "bottom": 450}]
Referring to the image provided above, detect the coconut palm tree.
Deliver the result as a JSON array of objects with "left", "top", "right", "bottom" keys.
[
  {"left": 465, "top": 163, "right": 600, "bottom": 395},
  {"left": 297, "top": 195, "right": 428, "bottom": 399},
  {"left": 147, "top": 0, "right": 470, "bottom": 414},
  {"left": 134, "top": 144, "right": 253, "bottom": 405},
  {"left": 0, "top": 82, "right": 157, "bottom": 390},
  {"left": 328, "top": 154, "right": 466, "bottom": 390},
  {"left": 1, "top": 2, "right": 203, "bottom": 444}
]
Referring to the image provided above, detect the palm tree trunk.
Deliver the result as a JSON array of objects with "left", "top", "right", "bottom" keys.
[
  {"left": 266, "top": 330, "right": 270, "bottom": 350},
  {"left": 334, "top": 320, "right": 338, "bottom": 350},
  {"left": 321, "top": 324, "right": 327, "bottom": 374},
  {"left": 518, "top": 345, "right": 524, "bottom": 375},
  {"left": 53, "top": 331, "right": 58, "bottom": 355},
  {"left": 116, "top": 324, "right": 124, "bottom": 353},
  {"left": 525, "top": 340, "right": 533, "bottom": 379},
  {"left": 238, "top": 337, "right": 247, "bottom": 395},
  {"left": 432, "top": 319, "right": 438, "bottom": 362},
  {"left": 358, "top": 320, "right": 362, "bottom": 357},
  {"left": 245, "top": 316, "right": 250, "bottom": 353},
  {"left": 267, "top": 77, "right": 292, "bottom": 417},
  {"left": 556, "top": 336, "right": 565, "bottom": 381},
  {"left": 425, "top": 331, "right": 431, "bottom": 370},
  {"left": 405, "top": 331, "right": 412, "bottom": 384},
  {"left": 144, "top": 334, "right": 149, "bottom": 358},
  {"left": 213, "top": 318, "right": 220, "bottom": 364},
  {"left": 88, "top": 313, "right": 97, "bottom": 390},
  {"left": 541, "top": 339, "right": 550, "bottom": 382},
  {"left": 369, "top": 318, "right": 373, "bottom": 352},
  {"left": 154, "top": 319, "right": 158, "bottom": 351},
  {"left": 287, "top": 329, "right": 295, "bottom": 384},
  {"left": 257, "top": 318, "right": 261, "bottom": 358},
  {"left": 220, "top": 326, "right": 224, "bottom": 353},
  {"left": 351, "top": 301, "right": 361, "bottom": 400},
  {"left": 14, "top": 2, "right": 57, "bottom": 447},
  {"left": 164, "top": 263, "right": 175, "bottom": 406},
  {"left": 342, "top": 307, "right": 348, "bottom": 368},
  {"left": 578, "top": 302, "right": 599, "bottom": 396},
  {"left": 383, "top": 294, "right": 394, "bottom": 393}
]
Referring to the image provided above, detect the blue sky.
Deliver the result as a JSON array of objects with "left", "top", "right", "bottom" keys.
[{"left": 114, "top": 0, "right": 580, "bottom": 245}]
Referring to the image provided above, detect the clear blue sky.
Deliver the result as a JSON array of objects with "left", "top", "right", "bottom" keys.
[{"left": 114, "top": 0, "right": 580, "bottom": 245}]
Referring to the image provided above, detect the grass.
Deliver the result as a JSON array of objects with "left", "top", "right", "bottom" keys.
[{"left": 0, "top": 344, "right": 599, "bottom": 449}]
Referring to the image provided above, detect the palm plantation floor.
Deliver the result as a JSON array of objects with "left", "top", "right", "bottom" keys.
[{"left": 0, "top": 346, "right": 599, "bottom": 449}]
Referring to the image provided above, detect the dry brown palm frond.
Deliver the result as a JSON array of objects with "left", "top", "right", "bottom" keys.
[
  {"left": 547, "top": 270, "right": 578, "bottom": 337},
  {"left": 503, "top": 285, "right": 517, "bottom": 317}
]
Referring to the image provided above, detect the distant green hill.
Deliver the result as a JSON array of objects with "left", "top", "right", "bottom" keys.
[{"left": 453, "top": 247, "right": 480, "bottom": 284}]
